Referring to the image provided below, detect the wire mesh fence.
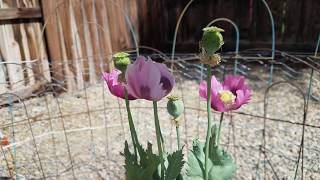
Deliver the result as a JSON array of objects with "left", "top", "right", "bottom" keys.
[
  {"left": 0, "top": 0, "right": 319, "bottom": 179},
  {"left": 0, "top": 49, "right": 319, "bottom": 179}
]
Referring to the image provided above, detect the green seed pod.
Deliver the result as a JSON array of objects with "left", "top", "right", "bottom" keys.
[
  {"left": 113, "top": 52, "right": 131, "bottom": 73},
  {"left": 167, "top": 96, "right": 184, "bottom": 119},
  {"left": 201, "top": 26, "right": 224, "bottom": 56}
]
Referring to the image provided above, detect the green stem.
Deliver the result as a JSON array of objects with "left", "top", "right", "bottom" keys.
[
  {"left": 204, "top": 65, "right": 213, "bottom": 180},
  {"left": 153, "top": 101, "right": 165, "bottom": 178},
  {"left": 124, "top": 89, "right": 139, "bottom": 159},
  {"left": 176, "top": 124, "right": 181, "bottom": 149},
  {"left": 217, "top": 112, "right": 224, "bottom": 147}
]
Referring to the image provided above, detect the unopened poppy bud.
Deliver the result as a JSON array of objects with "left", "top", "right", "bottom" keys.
[
  {"left": 113, "top": 52, "right": 131, "bottom": 73},
  {"left": 201, "top": 26, "right": 224, "bottom": 56},
  {"left": 167, "top": 95, "right": 184, "bottom": 119}
]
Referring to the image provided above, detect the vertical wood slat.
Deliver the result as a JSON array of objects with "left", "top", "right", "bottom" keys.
[
  {"left": 19, "top": 22, "right": 35, "bottom": 85},
  {"left": 57, "top": 12, "right": 76, "bottom": 91},
  {"left": 41, "top": 0, "right": 65, "bottom": 89},
  {"left": 0, "top": 1, "right": 25, "bottom": 90},
  {"left": 26, "top": 0, "right": 50, "bottom": 82},
  {"left": 21, "top": 0, "right": 51, "bottom": 83},
  {"left": 105, "top": 0, "right": 135, "bottom": 51},
  {"left": 80, "top": 0, "right": 96, "bottom": 84},
  {"left": 0, "top": 60, "right": 7, "bottom": 93},
  {"left": 95, "top": 0, "right": 113, "bottom": 72},
  {"left": 84, "top": 0, "right": 102, "bottom": 79},
  {"left": 69, "top": 0, "right": 84, "bottom": 89},
  {"left": 70, "top": 0, "right": 89, "bottom": 82},
  {"left": 56, "top": 0, "right": 76, "bottom": 90}
]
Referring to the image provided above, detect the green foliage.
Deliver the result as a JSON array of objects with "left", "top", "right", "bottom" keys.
[
  {"left": 122, "top": 141, "right": 161, "bottom": 180},
  {"left": 187, "top": 125, "right": 236, "bottom": 180},
  {"left": 165, "top": 149, "right": 185, "bottom": 180},
  {"left": 121, "top": 141, "right": 185, "bottom": 180}
]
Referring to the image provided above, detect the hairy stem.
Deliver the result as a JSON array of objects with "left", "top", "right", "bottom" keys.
[
  {"left": 153, "top": 101, "right": 165, "bottom": 178},
  {"left": 124, "top": 89, "right": 139, "bottom": 159},
  {"left": 217, "top": 112, "right": 224, "bottom": 147},
  {"left": 176, "top": 124, "right": 181, "bottom": 149},
  {"left": 204, "top": 65, "right": 213, "bottom": 180}
]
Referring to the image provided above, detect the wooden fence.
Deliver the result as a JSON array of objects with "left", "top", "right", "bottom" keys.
[
  {"left": 0, "top": 0, "right": 138, "bottom": 95},
  {"left": 41, "top": 0, "right": 138, "bottom": 91},
  {"left": 0, "top": 0, "right": 49, "bottom": 96},
  {"left": 139, "top": 0, "right": 320, "bottom": 52}
]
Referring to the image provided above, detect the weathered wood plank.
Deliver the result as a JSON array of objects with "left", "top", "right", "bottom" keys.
[
  {"left": 0, "top": 2, "right": 25, "bottom": 90},
  {"left": 40, "top": 0, "right": 65, "bottom": 90},
  {"left": 105, "top": 0, "right": 134, "bottom": 51},
  {"left": 95, "top": 0, "right": 113, "bottom": 72},
  {"left": 84, "top": 0, "right": 102, "bottom": 78},
  {"left": 0, "top": 60, "right": 8, "bottom": 93},
  {"left": 57, "top": 8, "right": 76, "bottom": 91},
  {"left": 80, "top": 0, "right": 96, "bottom": 83},
  {"left": 0, "top": 7, "right": 41, "bottom": 20},
  {"left": 69, "top": 1, "right": 84, "bottom": 89},
  {"left": 70, "top": 0, "right": 89, "bottom": 82}
]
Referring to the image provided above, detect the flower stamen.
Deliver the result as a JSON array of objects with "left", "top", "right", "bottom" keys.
[{"left": 218, "top": 90, "right": 236, "bottom": 105}]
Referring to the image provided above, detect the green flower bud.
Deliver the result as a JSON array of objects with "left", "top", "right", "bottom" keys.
[
  {"left": 201, "top": 26, "right": 224, "bottom": 56},
  {"left": 113, "top": 52, "right": 131, "bottom": 73},
  {"left": 167, "top": 95, "right": 184, "bottom": 119}
]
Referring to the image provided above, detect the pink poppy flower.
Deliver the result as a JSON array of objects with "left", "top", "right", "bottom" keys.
[
  {"left": 199, "top": 75, "right": 251, "bottom": 112},
  {"left": 126, "top": 56, "right": 175, "bottom": 101},
  {"left": 102, "top": 69, "right": 136, "bottom": 100}
]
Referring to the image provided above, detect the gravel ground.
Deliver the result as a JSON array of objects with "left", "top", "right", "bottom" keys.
[{"left": 0, "top": 66, "right": 319, "bottom": 179}]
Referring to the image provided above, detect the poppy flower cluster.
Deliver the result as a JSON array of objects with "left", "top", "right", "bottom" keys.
[
  {"left": 103, "top": 56, "right": 175, "bottom": 101},
  {"left": 103, "top": 26, "right": 252, "bottom": 180}
]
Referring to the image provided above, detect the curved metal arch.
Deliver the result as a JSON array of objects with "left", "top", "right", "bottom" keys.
[
  {"left": 259, "top": 0, "right": 276, "bottom": 59},
  {"left": 314, "top": 33, "right": 320, "bottom": 57},
  {"left": 170, "top": 0, "right": 195, "bottom": 62},
  {"left": 263, "top": 81, "right": 307, "bottom": 180},
  {"left": 169, "top": 0, "right": 276, "bottom": 57},
  {"left": 206, "top": 18, "right": 240, "bottom": 75},
  {"left": 206, "top": 18, "right": 240, "bottom": 54},
  {"left": 259, "top": 0, "right": 276, "bottom": 84}
]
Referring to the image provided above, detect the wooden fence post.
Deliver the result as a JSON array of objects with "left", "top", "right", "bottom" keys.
[{"left": 40, "top": 0, "right": 65, "bottom": 91}]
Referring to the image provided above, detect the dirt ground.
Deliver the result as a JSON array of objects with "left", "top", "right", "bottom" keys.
[{"left": 0, "top": 66, "right": 319, "bottom": 179}]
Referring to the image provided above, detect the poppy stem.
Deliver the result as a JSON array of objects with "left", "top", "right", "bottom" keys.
[
  {"left": 124, "top": 89, "right": 139, "bottom": 160},
  {"left": 176, "top": 124, "right": 181, "bottom": 149},
  {"left": 217, "top": 112, "right": 224, "bottom": 147},
  {"left": 153, "top": 101, "right": 165, "bottom": 178},
  {"left": 204, "top": 65, "right": 213, "bottom": 180}
]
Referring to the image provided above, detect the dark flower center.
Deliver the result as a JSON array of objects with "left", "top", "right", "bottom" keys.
[
  {"left": 140, "top": 86, "right": 151, "bottom": 100},
  {"left": 160, "top": 76, "right": 173, "bottom": 93}
]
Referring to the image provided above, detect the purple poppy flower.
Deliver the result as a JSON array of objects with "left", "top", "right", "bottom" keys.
[
  {"left": 125, "top": 56, "right": 175, "bottom": 101},
  {"left": 102, "top": 69, "right": 136, "bottom": 100},
  {"left": 199, "top": 75, "right": 251, "bottom": 112}
]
